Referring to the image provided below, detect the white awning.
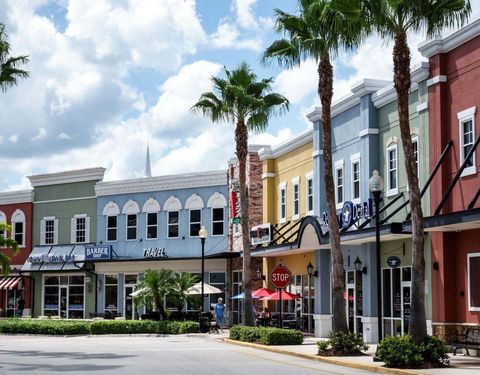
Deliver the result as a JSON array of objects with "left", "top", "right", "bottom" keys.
[{"left": 0, "top": 276, "right": 22, "bottom": 290}]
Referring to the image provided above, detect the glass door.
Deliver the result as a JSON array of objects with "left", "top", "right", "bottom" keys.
[
  {"left": 124, "top": 285, "right": 134, "bottom": 320},
  {"left": 60, "top": 286, "right": 68, "bottom": 318},
  {"left": 6, "top": 289, "right": 19, "bottom": 317},
  {"left": 382, "top": 266, "right": 411, "bottom": 337},
  {"left": 346, "top": 270, "right": 363, "bottom": 334}
]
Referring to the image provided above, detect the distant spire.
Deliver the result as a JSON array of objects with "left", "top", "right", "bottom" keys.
[{"left": 145, "top": 144, "right": 152, "bottom": 177}]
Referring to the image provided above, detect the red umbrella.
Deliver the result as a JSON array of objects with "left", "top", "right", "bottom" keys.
[
  {"left": 252, "top": 287, "right": 275, "bottom": 298},
  {"left": 259, "top": 290, "right": 300, "bottom": 301}
]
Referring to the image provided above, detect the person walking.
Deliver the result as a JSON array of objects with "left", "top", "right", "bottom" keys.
[
  {"left": 214, "top": 298, "right": 225, "bottom": 333},
  {"left": 16, "top": 298, "right": 25, "bottom": 317}
]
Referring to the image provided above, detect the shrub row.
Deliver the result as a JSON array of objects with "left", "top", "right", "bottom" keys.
[
  {"left": 0, "top": 319, "right": 199, "bottom": 336},
  {"left": 317, "top": 331, "right": 369, "bottom": 356},
  {"left": 229, "top": 326, "right": 304, "bottom": 345}
]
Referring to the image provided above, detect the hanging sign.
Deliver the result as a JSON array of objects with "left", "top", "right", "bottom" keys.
[
  {"left": 28, "top": 254, "right": 76, "bottom": 264},
  {"left": 321, "top": 199, "right": 373, "bottom": 230},
  {"left": 85, "top": 245, "right": 112, "bottom": 260},
  {"left": 250, "top": 223, "right": 272, "bottom": 246},
  {"left": 271, "top": 265, "right": 292, "bottom": 289},
  {"left": 143, "top": 248, "right": 167, "bottom": 259},
  {"left": 230, "top": 190, "right": 241, "bottom": 224},
  {"left": 387, "top": 256, "right": 401, "bottom": 268}
]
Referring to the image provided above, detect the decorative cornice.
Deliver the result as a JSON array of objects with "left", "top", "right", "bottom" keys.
[
  {"left": 427, "top": 75, "right": 447, "bottom": 87},
  {"left": 95, "top": 170, "right": 227, "bottom": 197},
  {"left": 350, "top": 79, "right": 390, "bottom": 97},
  {"left": 0, "top": 190, "right": 34, "bottom": 205},
  {"left": 312, "top": 150, "right": 323, "bottom": 157},
  {"left": 417, "top": 102, "right": 428, "bottom": 113},
  {"left": 27, "top": 167, "right": 106, "bottom": 187},
  {"left": 259, "top": 130, "right": 312, "bottom": 160},
  {"left": 261, "top": 173, "right": 275, "bottom": 179},
  {"left": 248, "top": 144, "right": 269, "bottom": 152},
  {"left": 419, "top": 18, "right": 480, "bottom": 58},
  {"left": 258, "top": 146, "right": 273, "bottom": 161},
  {"left": 358, "top": 128, "right": 379, "bottom": 138},
  {"left": 307, "top": 94, "right": 360, "bottom": 123}
]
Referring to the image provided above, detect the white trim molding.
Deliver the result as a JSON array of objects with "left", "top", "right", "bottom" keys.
[
  {"left": 28, "top": 167, "right": 106, "bottom": 187},
  {"left": 142, "top": 198, "right": 161, "bottom": 213},
  {"left": 207, "top": 192, "right": 227, "bottom": 208},
  {"left": 312, "top": 150, "right": 323, "bottom": 157},
  {"left": 259, "top": 130, "right": 312, "bottom": 160},
  {"left": 0, "top": 190, "right": 33, "bottom": 205},
  {"left": 416, "top": 102, "right": 428, "bottom": 113},
  {"left": 458, "top": 106, "right": 477, "bottom": 177},
  {"left": 103, "top": 201, "right": 120, "bottom": 216},
  {"left": 262, "top": 172, "right": 275, "bottom": 179},
  {"left": 427, "top": 75, "right": 447, "bottom": 87},
  {"left": 359, "top": 128, "right": 379, "bottom": 138}
]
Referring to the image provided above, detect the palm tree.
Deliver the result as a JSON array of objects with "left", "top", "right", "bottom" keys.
[
  {"left": 0, "top": 223, "right": 19, "bottom": 274},
  {"left": 133, "top": 269, "right": 174, "bottom": 319},
  {"left": 358, "top": 0, "right": 471, "bottom": 343},
  {"left": 169, "top": 272, "right": 199, "bottom": 319},
  {"left": 262, "top": 0, "right": 364, "bottom": 332},
  {"left": 192, "top": 62, "right": 289, "bottom": 326},
  {"left": 0, "top": 23, "right": 29, "bottom": 93}
]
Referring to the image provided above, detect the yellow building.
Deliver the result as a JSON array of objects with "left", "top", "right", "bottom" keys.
[{"left": 253, "top": 130, "right": 317, "bottom": 331}]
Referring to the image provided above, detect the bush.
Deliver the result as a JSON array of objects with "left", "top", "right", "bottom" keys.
[
  {"left": 317, "top": 331, "right": 368, "bottom": 356},
  {"left": 90, "top": 320, "right": 159, "bottom": 334},
  {"left": 376, "top": 335, "right": 449, "bottom": 368},
  {"left": 0, "top": 319, "right": 90, "bottom": 335},
  {"left": 229, "top": 326, "right": 303, "bottom": 345}
]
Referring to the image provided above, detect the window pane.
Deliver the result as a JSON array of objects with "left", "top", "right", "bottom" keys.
[
  {"left": 127, "top": 227, "right": 136, "bottom": 240},
  {"left": 127, "top": 215, "right": 137, "bottom": 227},
  {"left": 147, "top": 213, "right": 157, "bottom": 225},
  {"left": 469, "top": 256, "right": 480, "bottom": 308},
  {"left": 169, "top": 211, "right": 179, "bottom": 224},
  {"left": 383, "top": 269, "right": 391, "bottom": 317},
  {"left": 392, "top": 268, "right": 401, "bottom": 318},
  {"left": 69, "top": 276, "right": 84, "bottom": 285},
  {"left": 147, "top": 226, "right": 157, "bottom": 239},
  {"left": 190, "top": 223, "right": 201, "bottom": 237},
  {"left": 402, "top": 267, "right": 412, "bottom": 282},
  {"left": 168, "top": 224, "right": 179, "bottom": 238},
  {"left": 105, "top": 275, "right": 118, "bottom": 285},
  {"left": 212, "top": 208, "right": 224, "bottom": 221},
  {"left": 212, "top": 222, "right": 223, "bottom": 236},
  {"left": 190, "top": 209, "right": 201, "bottom": 222},
  {"left": 107, "top": 216, "right": 117, "bottom": 228},
  {"left": 107, "top": 228, "right": 117, "bottom": 241}
]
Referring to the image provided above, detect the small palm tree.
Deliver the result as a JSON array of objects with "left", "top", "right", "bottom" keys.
[
  {"left": 0, "top": 23, "right": 29, "bottom": 93},
  {"left": 134, "top": 269, "right": 174, "bottom": 319},
  {"left": 192, "top": 62, "right": 289, "bottom": 326},
  {"left": 0, "top": 223, "right": 19, "bottom": 275},
  {"left": 169, "top": 272, "right": 199, "bottom": 318},
  {"left": 263, "top": 0, "right": 364, "bottom": 332},
  {"left": 359, "top": 0, "right": 471, "bottom": 343}
]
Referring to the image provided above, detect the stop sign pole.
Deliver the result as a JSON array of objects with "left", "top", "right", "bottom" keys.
[{"left": 271, "top": 265, "right": 292, "bottom": 328}]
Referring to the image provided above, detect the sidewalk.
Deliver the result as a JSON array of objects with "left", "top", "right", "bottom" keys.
[{"left": 223, "top": 335, "right": 480, "bottom": 375}]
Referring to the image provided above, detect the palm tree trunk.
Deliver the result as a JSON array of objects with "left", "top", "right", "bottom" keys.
[
  {"left": 236, "top": 120, "right": 254, "bottom": 326},
  {"left": 318, "top": 53, "right": 348, "bottom": 332},
  {"left": 393, "top": 32, "right": 427, "bottom": 343}
]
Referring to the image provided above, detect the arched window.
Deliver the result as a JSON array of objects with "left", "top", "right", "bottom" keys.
[
  {"left": 386, "top": 137, "right": 399, "bottom": 196},
  {"left": 11, "top": 209, "right": 26, "bottom": 246},
  {"left": 207, "top": 193, "right": 227, "bottom": 236},
  {"left": 0, "top": 211, "right": 6, "bottom": 239},
  {"left": 185, "top": 194, "right": 204, "bottom": 237},
  {"left": 164, "top": 196, "right": 182, "bottom": 239},
  {"left": 103, "top": 202, "right": 120, "bottom": 242},
  {"left": 122, "top": 200, "right": 140, "bottom": 241}
]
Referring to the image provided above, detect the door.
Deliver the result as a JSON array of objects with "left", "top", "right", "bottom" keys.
[
  {"left": 382, "top": 266, "right": 411, "bottom": 337},
  {"left": 346, "top": 270, "right": 363, "bottom": 334},
  {"left": 60, "top": 286, "right": 68, "bottom": 318},
  {"left": 124, "top": 285, "right": 134, "bottom": 320}
]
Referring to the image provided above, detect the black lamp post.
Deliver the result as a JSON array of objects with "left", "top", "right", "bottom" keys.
[
  {"left": 369, "top": 170, "right": 384, "bottom": 342},
  {"left": 307, "top": 262, "right": 314, "bottom": 334},
  {"left": 199, "top": 225, "right": 208, "bottom": 313},
  {"left": 354, "top": 256, "right": 363, "bottom": 272}
]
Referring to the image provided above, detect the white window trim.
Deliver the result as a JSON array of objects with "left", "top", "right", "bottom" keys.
[
  {"left": 306, "top": 171, "right": 314, "bottom": 215},
  {"left": 279, "top": 182, "right": 287, "bottom": 223},
  {"left": 126, "top": 213, "right": 138, "bottom": 241},
  {"left": 106, "top": 215, "right": 118, "bottom": 243},
  {"left": 71, "top": 214, "right": 90, "bottom": 244},
  {"left": 211, "top": 207, "right": 225, "bottom": 236},
  {"left": 292, "top": 177, "right": 300, "bottom": 221},
  {"left": 458, "top": 106, "right": 477, "bottom": 177},
  {"left": 386, "top": 144, "right": 399, "bottom": 197},
  {"left": 467, "top": 252, "right": 480, "bottom": 311},
  {"left": 350, "top": 154, "right": 361, "bottom": 204},
  {"left": 145, "top": 212, "right": 158, "bottom": 240},
  {"left": 41, "top": 273, "right": 86, "bottom": 319},
  {"left": 0, "top": 211, "right": 6, "bottom": 239},
  {"left": 41, "top": 216, "right": 58, "bottom": 245},
  {"left": 11, "top": 209, "right": 26, "bottom": 248},
  {"left": 334, "top": 160, "right": 344, "bottom": 209},
  {"left": 167, "top": 210, "right": 180, "bottom": 239},
  {"left": 189, "top": 209, "right": 202, "bottom": 238}
]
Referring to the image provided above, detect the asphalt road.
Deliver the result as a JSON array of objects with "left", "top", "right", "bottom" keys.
[{"left": 0, "top": 334, "right": 375, "bottom": 374}]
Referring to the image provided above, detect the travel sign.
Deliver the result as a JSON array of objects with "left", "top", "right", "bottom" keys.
[{"left": 321, "top": 199, "right": 373, "bottom": 231}]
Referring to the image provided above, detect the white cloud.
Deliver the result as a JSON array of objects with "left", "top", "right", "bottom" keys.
[
  {"left": 232, "top": 0, "right": 258, "bottom": 29},
  {"left": 210, "top": 20, "right": 262, "bottom": 51},
  {"left": 250, "top": 128, "right": 295, "bottom": 147},
  {"left": 32, "top": 128, "right": 47, "bottom": 141},
  {"left": 274, "top": 59, "right": 318, "bottom": 104},
  {"left": 57, "top": 132, "right": 72, "bottom": 140}
]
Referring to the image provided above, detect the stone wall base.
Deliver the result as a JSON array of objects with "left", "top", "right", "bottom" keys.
[{"left": 432, "top": 322, "right": 480, "bottom": 342}]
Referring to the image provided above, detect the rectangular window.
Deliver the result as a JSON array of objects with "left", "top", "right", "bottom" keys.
[
  {"left": 13, "top": 222, "right": 24, "bottom": 246},
  {"left": 412, "top": 138, "right": 419, "bottom": 171},
  {"left": 458, "top": 107, "right": 477, "bottom": 176},
  {"left": 468, "top": 253, "right": 480, "bottom": 311},
  {"left": 306, "top": 176, "right": 313, "bottom": 214},
  {"left": 212, "top": 208, "right": 224, "bottom": 236},
  {"left": 292, "top": 179, "right": 299, "bottom": 219},
  {"left": 45, "top": 219, "right": 55, "bottom": 245},
  {"left": 107, "top": 216, "right": 117, "bottom": 242},
  {"left": 146, "top": 212, "right": 158, "bottom": 239},
  {"left": 126, "top": 214, "right": 137, "bottom": 240},
  {"left": 104, "top": 274, "right": 118, "bottom": 317},
  {"left": 387, "top": 145, "right": 398, "bottom": 194},
  {"left": 335, "top": 166, "right": 344, "bottom": 206},
  {"left": 76, "top": 217, "right": 86, "bottom": 243},
  {"left": 352, "top": 161, "right": 360, "bottom": 201},
  {"left": 168, "top": 211, "right": 179, "bottom": 238},
  {"left": 279, "top": 184, "right": 286, "bottom": 221},
  {"left": 462, "top": 120, "right": 475, "bottom": 167},
  {"left": 189, "top": 209, "right": 201, "bottom": 237}
]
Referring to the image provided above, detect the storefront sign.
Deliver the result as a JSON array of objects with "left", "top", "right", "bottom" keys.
[
  {"left": 28, "top": 254, "right": 76, "bottom": 264},
  {"left": 321, "top": 199, "right": 373, "bottom": 230},
  {"left": 271, "top": 265, "right": 292, "bottom": 289},
  {"left": 230, "top": 190, "right": 241, "bottom": 224},
  {"left": 143, "top": 248, "right": 167, "bottom": 259},
  {"left": 387, "top": 256, "right": 401, "bottom": 269},
  {"left": 250, "top": 223, "right": 271, "bottom": 246},
  {"left": 85, "top": 245, "right": 112, "bottom": 260}
]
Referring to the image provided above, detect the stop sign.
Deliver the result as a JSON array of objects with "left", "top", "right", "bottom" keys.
[{"left": 271, "top": 265, "right": 292, "bottom": 289}]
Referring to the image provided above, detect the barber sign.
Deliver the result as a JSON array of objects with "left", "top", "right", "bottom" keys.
[{"left": 271, "top": 265, "right": 292, "bottom": 289}]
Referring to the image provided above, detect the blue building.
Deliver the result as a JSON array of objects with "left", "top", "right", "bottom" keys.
[{"left": 92, "top": 170, "right": 229, "bottom": 318}]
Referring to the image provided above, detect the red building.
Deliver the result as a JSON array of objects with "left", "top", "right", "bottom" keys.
[
  {"left": 0, "top": 190, "right": 34, "bottom": 317},
  {"left": 420, "top": 20, "right": 480, "bottom": 338}
]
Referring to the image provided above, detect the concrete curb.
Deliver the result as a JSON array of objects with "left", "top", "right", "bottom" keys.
[{"left": 224, "top": 339, "right": 425, "bottom": 375}]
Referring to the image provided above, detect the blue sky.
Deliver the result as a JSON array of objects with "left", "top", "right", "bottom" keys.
[{"left": 0, "top": 0, "right": 479, "bottom": 191}]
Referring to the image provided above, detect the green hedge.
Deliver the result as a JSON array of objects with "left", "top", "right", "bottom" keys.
[
  {"left": 230, "top": 326, "right": 303, "bottom": 345},
  {"left": 0, "top": 319, "right": 199, "bottom": 336}
]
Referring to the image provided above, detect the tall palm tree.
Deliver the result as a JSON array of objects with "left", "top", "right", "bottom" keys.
[
  {"left": 262, "top": 0, "right": 364, "bottom": 332},
  {"left": 359, "top": 0, "right": 471, "bottom": 343},
  {"left": 0, "top": 23, "right": 29, "bottom": 93},
  {"left": 192, "top": 62, "right": 289, "bottom": 326},
  {"left": 134, "top": 269, "right": 174, "bottom": 319},
  {"left": 169, "top": 272, "right": 199, "bottom": 318},
  {"left": 0, "top": 223, "right": 19, "bottom": 275}
]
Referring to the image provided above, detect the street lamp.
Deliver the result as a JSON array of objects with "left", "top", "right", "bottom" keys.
[
  {"left": 306, "top": 262, "right": 314, "bottom": 334},
  {"left": 369, "top": 170, "right": 384, "bottom": 342},
  {"left": 199, "top": 225, "right": 208, "bottom": 313}
]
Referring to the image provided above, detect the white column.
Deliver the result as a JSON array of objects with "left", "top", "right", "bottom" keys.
[
  {"left": 314, "top": 314, "right": 332, "bottom": 338},
  {"left": 362, "top": 316, "right": 379, "bottom": 343}
]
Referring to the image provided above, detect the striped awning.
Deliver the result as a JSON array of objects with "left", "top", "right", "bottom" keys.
[{"left": 0, "top": 277, "right": 21, "bottom": 290}]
